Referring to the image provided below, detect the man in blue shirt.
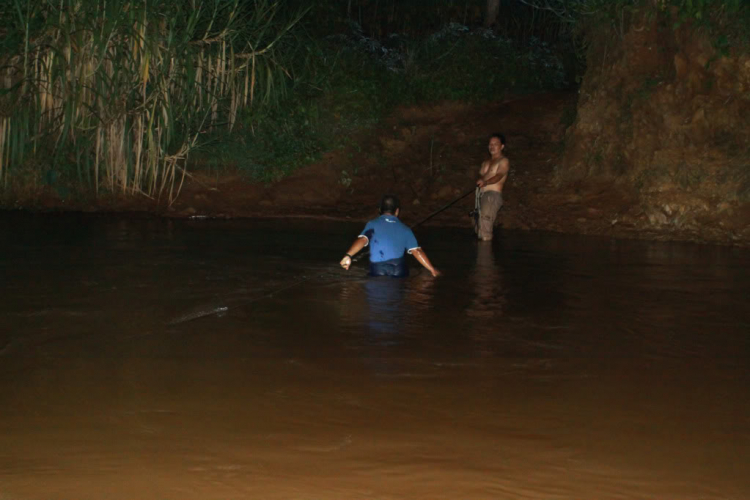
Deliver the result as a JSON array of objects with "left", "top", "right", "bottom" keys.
[{"left": 340, "top": 194, "right": 440, "bottom": 278}]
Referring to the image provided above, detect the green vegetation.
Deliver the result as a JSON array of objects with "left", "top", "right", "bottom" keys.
[
  {"left": 0, "top": 0, "right": 306, "bottom": 202},
  {"left": 656, "top": 0, "right": 750, "bottom": 55},
  {"left": 515, "top": 0, "right": 750, "bottom": 63},
  {"left": 296, "top": 0, "right": 574, "bottom": 45},
  {"left": 0, "top": 0, "right": 577, "bottom": 199},
  {"left": 10, "top": 0, "right": 748, "bottom": 203},
  {"left": 194, "top": 21, "right": 569, "bottom": 181},
  {"left": 0, "top": 0, "right": 578, "bottom": 200}
]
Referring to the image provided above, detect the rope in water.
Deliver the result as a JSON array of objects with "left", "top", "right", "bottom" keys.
[{"left": 167, "top": 270, "right": 342, "bottom": 325}]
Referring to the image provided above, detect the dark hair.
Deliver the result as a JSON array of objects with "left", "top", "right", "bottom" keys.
[
  {"left": 379, "top": 194, "right": 400, "bottom": 214},
  {"left": 490, "top": 133, "right": 506, "bottom": 145}
]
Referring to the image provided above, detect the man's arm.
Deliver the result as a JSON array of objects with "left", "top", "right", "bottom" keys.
[
  {"left": 340, "top": 236, "right": 368, "bottom": 270},
  {"left": 476, "top": 160, "right": 489, "bottom": 186},
  {"left": 409, "top": 247, "right": 440, "bottom": 277}
]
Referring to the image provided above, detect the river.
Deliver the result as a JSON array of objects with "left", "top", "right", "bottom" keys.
[{"left": 1, "top": 214, "right": 749, "bottom": 499}]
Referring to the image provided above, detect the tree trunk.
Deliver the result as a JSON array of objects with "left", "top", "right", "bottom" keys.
[{"left": 484, "top": 0, "right": 500, "bottom": 28}]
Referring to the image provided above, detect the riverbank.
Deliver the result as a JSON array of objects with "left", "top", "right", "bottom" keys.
[{"left": 3, "top": 92, "right": 749, "bottom": 247}]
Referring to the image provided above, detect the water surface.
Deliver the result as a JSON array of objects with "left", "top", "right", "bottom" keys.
[{"left": 1, "top": 214, "right": 749, "bottom": 499}]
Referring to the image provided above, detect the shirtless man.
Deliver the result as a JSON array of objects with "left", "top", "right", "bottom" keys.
[{"left": 475, "top": 133, "right": 509, "bottom": 241}]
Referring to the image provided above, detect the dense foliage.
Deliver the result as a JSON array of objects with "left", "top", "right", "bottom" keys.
[
  {"left": 1, "top": 0, "right": 747, "bottom": 201},
  {"left": 0, "top": 0, "right": 306, "bottom": 201},
  {"left": 195, "top": 8, "right": 574, "bottom": 181}
]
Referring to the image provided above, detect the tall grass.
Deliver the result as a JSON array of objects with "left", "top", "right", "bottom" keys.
[{"left": 0, "top": 0, "right": 307, "bottom": 203}]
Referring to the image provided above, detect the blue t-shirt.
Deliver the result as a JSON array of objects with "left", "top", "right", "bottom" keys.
[{"left": 359, "top": 214, "right": 419, "bottom": 263}]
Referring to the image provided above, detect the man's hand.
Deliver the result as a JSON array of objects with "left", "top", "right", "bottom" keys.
[
  {"left": 340, "top": 255, "right": 353, "bottom": 270},
  {"left": 476, "top": 179, "right": 486, "bottom": 188},
  {"left": 411, "top": 247, "right": 440, "bottom": 278}
]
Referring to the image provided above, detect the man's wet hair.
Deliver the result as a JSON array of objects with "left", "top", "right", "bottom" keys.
[
  {"left": 379, "top": 194, "right": 401, "bottom": 215},
  {"left": 490, "top": 133, "right": 506, "bottom": 145}
]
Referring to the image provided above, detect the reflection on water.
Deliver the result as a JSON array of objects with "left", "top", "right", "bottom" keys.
[
  {"left": 1, "top": 214, "right": 750, "bottom": 500},
  {"left": 363, "top": 278, "right": 406, "bottom": 342},
  {"left": 465, "top": 240, "right": 509, "bottom": 357},
  {"left": 467, "top": 240, "right": 505, "bottom": 319}
]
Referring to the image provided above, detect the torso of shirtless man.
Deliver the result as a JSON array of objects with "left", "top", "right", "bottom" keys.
[{"left": 477, "top": 136, "right": 509, "bottom": 193}]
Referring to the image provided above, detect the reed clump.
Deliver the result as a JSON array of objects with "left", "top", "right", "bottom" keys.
[{"left": 0, "top": 0, "right": 306, "bottom": 203}]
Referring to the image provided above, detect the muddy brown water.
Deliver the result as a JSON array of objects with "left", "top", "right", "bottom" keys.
[{"left": 1, "top": 214, "right": 749, "bottom": 500}]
